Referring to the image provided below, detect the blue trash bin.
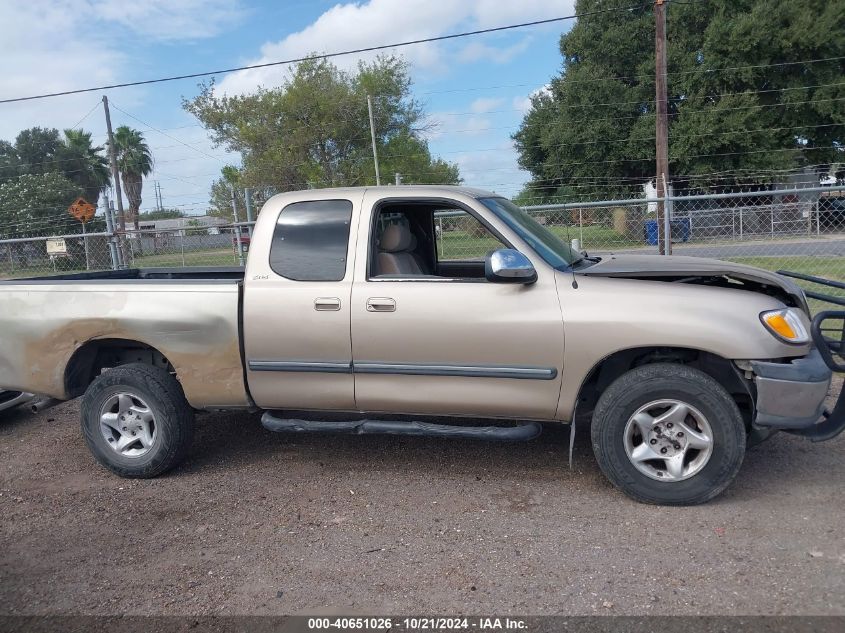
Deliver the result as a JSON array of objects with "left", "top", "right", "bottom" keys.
[
  {"left": 644, "top": 219, "right": 659, "bottom": 245},
  {"left": 645, "top": 218, "right": 691, "bottom": 245}
]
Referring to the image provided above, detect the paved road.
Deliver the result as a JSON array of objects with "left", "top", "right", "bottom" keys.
[{"left": 1, "top": 399, "right": 844, "bottom": 616}]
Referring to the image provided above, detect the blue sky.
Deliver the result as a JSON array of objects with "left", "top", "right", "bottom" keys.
[{"left": 0, "top": 1, "right": 575, "bottom": 216}]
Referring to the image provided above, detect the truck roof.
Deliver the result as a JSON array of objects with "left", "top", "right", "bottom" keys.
[{"left": 266, "top": 184, "right": 500, "bottom": 202}]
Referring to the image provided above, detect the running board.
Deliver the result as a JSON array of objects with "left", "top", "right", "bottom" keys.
[{"left": 261, "top": 413, "right": 543, "bottom": 442}]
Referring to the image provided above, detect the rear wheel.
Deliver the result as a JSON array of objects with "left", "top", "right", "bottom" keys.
[
  {"left": 81, "top": 363, "right": 194, "bottom": 478},
  {"left": 591, "top": 363, "right": 746, "bottom": 505}
]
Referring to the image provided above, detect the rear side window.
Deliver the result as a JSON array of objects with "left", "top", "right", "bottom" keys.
[{"left": 269, "top": 199, "right": 353, "bottom": 281}]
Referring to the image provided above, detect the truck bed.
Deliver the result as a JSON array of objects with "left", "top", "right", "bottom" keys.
[
  {"left": 0, "top": 268, "right": 249, "bottom": 408},
  {"left": 0, "top": 266, "right": 245, "bottom": 284}
]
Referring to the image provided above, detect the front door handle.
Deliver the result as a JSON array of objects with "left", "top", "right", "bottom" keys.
[
  {"left": 314, "top": 297, "right": 341, "bottom": 311},
  {"left": 367, "top": 297, "right": 396, "bottom": 312}
]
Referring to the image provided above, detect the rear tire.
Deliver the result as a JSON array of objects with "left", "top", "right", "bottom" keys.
[
  {"left": 81, "top": 363, "right": 194, "bottom": 478},
  {"left": 591, "top": 363, "right": 745, "bottom": 505}
]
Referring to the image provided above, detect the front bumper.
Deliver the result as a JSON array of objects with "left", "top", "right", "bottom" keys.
[
  {"left": 750, "top": 349, "right": 831, "bottom": 429},
  {"left": 747, "top": 310, "right": 845, "bottom": 443}
]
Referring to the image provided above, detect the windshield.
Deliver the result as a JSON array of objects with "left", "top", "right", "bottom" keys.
[{"left": 479, "top": 197, "right": 582, "bottom": 268}]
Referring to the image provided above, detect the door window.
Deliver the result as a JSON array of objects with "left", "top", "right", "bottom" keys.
[{"left": 434, "top": 209, "right": 506, "bottom": 262}]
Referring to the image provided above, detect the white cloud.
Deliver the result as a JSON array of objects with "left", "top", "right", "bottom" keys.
[
  {"left": 470, "top": 97, "right": 506, "bottom": 113},
  {"left": 457, "top": 38, "right": 532, "bottom": 65},
  {"left": 471, "top": 0, "right": 575, "bottom": 28},
  {"left": 218, "top": 0, "right": 464, "bottom": 94},
  {"left": 91, "top": 0, "right": 247, "bottom": 41},
  {"left": 217, "top": 0, "right": 575, "bottom": 96},
  {"left": 453, "top": 141, "right": 528, "bottom": 198},
  {"left": 0, "top": 2, "right": 125, "bottom": 141},
  {"left": 0, "top": 1, "right": 247, "bottom": 133},
  {"left": 513, "top": 83, "right": 552, "bottom": 114},
  {"left": 0, "top": 1, "right": 245, "bottom": 213},
  {"left": 424, "top": 114, "right": 493, "bottom": 141}
]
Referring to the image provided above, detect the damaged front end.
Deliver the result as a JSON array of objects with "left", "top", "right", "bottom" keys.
[
  {"left": 736, "top": 313, "right": 845, "bottom": 444},
  {"left": 578, "top": 254, "right": 809, "bottom": 312},
  {"left": 580, "top": 255, "right": 845, "bottom": 442}
]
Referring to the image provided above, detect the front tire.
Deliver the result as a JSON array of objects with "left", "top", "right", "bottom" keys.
[
  {"left": 81, "top": 363, "right": 194, "bottom": 478},
  {"left": 591, "top": 363, "right": 746, "bottom": 505}
]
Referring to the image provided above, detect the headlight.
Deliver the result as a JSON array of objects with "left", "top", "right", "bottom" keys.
[{"left": 759, "top": 308, "right": 809, "bottom": 344}]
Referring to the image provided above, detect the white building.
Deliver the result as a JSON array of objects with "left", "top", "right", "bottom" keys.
[{"left": 138, "top": 215, "right": 230, "bottom": 236}]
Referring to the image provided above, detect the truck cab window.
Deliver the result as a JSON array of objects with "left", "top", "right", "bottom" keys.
[
  {"left": 434, "top": 209, "right": 504, "bottom": 263},
  {"left": 269, "top": 199, "right": 353, "bottom": 281},
  {"left": 370, "top": 202, "right": 506, "bottom": 280}
]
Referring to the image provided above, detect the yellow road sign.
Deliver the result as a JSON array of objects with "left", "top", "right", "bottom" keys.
[{"left": 68, "top": 197, "right": 96, "bottom": 223}]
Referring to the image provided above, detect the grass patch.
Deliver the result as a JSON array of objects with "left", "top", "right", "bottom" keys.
[
  {"left": 729, "top": 256, "right": 845, "bottom": 282},
  {"left": 130, "top": 248, "right": 241, "bottom": 268},
  {"left": 550, "top": 224, "right": 643, "bottom": 250},
  {"left": 437, "top": 225, "right": 642, "bottom": 259},
  {"left": 729, "top": 256, "right": 845, "bottom": 315}
]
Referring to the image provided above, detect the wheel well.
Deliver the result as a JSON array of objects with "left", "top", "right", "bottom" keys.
[
  {"left": 64, "top": 338, "right": 174, "bottom": 399},
  {"left": 574, "top": 347, "right": 754, "bottom": 429}
]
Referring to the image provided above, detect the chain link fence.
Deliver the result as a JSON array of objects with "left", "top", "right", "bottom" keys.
[
  {"left": 0, "top": 223, "right": 252, "bottom": 279},
  {"left": 519, "top": 184, "right": 845, "bottom": 311},
  {"left": 1, "top": 184, "right": 844, "bottom": 309}
]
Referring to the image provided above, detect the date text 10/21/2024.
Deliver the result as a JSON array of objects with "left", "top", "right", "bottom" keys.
[{"left": 306, "top": 617, "right": 528, "bottom": 630}]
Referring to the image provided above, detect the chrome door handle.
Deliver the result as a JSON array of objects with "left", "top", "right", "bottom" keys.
[
  {"left": 314, "top": 297, "right": 341, "bottom": 311},
  {"left": 366, "top": 297, "right": 396, "bottom": 312}
]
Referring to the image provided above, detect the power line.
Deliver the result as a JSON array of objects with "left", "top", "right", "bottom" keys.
[
  {"left": 378, "top": 54, "right": 845, "bottom": 98},
  {"left": 110, "top": 103, "right": 226, "bottom": 165},
  {"left": 0, "top": 4, "right": 649, "bottom": 105},
  {"left": 69, "top": 101, "right": 103, "bottom": 131},
  {"left": 9, "top": 76, "right": 843, "bottom": 160},
  {"left": 472, "top": 145, "right": 842, "bottom": 173},
  {"left": 4, "top": 97, "right": 839, "bottom": 183}
]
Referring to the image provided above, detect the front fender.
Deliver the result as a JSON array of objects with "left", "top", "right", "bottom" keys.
[{"left": 555, "top": 274, "right": 808, "bottom": 419}]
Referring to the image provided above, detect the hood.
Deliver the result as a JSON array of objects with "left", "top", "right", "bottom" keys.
[{"left": 577, "top": 254, "right": 808, "bottom": 312}]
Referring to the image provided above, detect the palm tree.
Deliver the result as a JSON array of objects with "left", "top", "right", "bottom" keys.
[
  {"left": 113, "top": 126, "right": 153, "bottom": 232},
  {"left": 59, "top": 129, "right": 110, "bottom": 207}
]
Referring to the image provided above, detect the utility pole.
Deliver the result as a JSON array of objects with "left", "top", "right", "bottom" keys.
[
  {"left": 231, "top": 187, "right": 245, "bottom": 267},
  {"left": 244, "top": 188, "right": 255, "bottom": 237},
  {"left": 103, "top": 193, "right": 120, "bottom": 270},
  {"left": 102, "top": 96, "right": 126, "bottom": 232},
  {"left": 367, "top": 94, "right": 381, "bottom": 186},
  {"left": 655, "top": 0, "right": 671, "bottom": 255}
]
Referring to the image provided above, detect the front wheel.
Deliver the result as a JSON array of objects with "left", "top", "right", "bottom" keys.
[
  {"left": 591, "top": 363, "right": 746, "bottom": 505},
  {"left": 81, "top": 363, "right": 194, "bottom": 478}
]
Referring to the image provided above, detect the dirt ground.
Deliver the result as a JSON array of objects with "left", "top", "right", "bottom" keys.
[{"left": 1, "top": 396, "right": 844, "bottom": 617}]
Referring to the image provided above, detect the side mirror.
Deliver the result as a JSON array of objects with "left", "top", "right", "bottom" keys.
[{"left": 485, "top": 249, "right": 537, "bottom": 284}]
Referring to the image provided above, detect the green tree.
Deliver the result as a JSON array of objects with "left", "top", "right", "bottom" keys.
[
  {"left": 208, "top": 164, "right": 245, "bottom": 218},
  {"left": 0, "top": 140, "right": 20, "bottom": 180},
  {"left": 138, "top": 208, "right": 185, "bottom": 220},
  {"left": 57, "top": 129, "right": 110, "bottom": 207},
  {"left": 184, "top": 55, "right": 460, "bottom": 202},
  {"left": 206, "top": 165, "right": 278, "bottom": 219},
  {"left": 0, "top": 172, "right": 84, "bottom": 239},
  {"left": 1, "top": 127, "right": 109, "bottom": 205},
  {"left": 514, "top": 0, "right": 845, "bottom": 201},
  {"left": 113, "top": 126, "right": 154, "bottom": 231},
  {"left": 13, "top": 127, "right": 63, "bottom": 175}
]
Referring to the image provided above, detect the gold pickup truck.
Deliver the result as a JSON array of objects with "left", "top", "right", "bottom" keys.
[{"left": 1, "top": 185, "right": 843, "bottom": 505}]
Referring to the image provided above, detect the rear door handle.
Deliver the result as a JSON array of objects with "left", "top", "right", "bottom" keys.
[
  {"left": 367, "top": 297, "right": 396, "bottom": 312},
  {"left": 314, "top": 297, "right": 341, "bottom": 311}
]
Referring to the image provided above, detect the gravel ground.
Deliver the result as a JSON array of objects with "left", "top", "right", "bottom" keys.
[{"left": 1, "top": 395, "right": 844, "bottom": 617}]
